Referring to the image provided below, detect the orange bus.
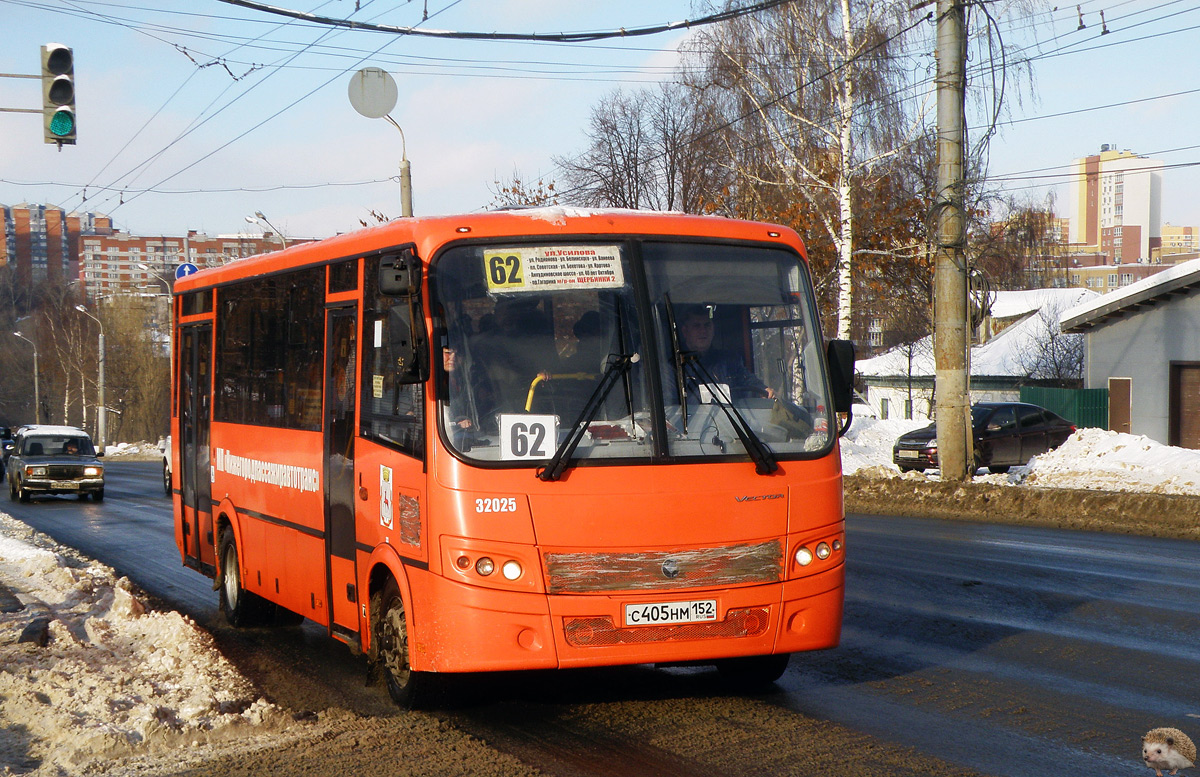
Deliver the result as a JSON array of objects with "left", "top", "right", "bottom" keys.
[{"left": 169, "top": 209, "right": 855, "bottom": 707}]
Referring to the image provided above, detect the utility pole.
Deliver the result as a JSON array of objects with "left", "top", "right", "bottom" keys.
[{"left": 933, "top": 0, "right": 972, "bottom": 481}]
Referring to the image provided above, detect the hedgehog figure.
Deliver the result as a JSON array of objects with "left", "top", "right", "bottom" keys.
[{"left": 1143, "top": 728, "right": 1196, "bottom": 776}]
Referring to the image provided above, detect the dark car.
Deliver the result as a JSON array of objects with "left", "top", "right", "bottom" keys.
[
  {"left": 893, "top": 402, "right": 1076, "bottom": 474},
  {"left": 6, "top": 425, "right": 105, "bottom": 502},
  {"left": 0, "top": 426, "right": 13, "bottom": 474}
]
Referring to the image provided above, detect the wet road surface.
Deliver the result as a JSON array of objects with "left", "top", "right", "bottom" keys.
[{"left": 6, "top": 461, "right": 1198, "bottom": 776}]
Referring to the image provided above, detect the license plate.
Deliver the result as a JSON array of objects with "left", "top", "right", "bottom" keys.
[
  {"left": 51, "top": 481, "right": 79, "bottom": 489},
  {"left": 624, "top": 599, "right": 717, "bottom": 627},
  {"left": 898, "top": 450, "right": 919, "bottom": 459}
]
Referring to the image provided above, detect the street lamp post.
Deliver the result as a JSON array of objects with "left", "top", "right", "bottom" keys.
[
  {"left": 245, "top": 211, "right": 288, "bottom": 248},
  {"left": 74, "top": 305, "right": 106, "bottom": 453},
  {"left": 12, "top": 332, "right": 40, "bottom": 424}
]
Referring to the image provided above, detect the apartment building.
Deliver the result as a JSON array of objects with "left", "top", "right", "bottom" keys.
[
  {"left": 0, "top": 203, "right": 113, "bottom": 288},
  {"left": 1067, "top": 145, "right": 1163, "bottom": 260},
  {"left": 79, "top": 230, "right": 293, "bottom": 298}
]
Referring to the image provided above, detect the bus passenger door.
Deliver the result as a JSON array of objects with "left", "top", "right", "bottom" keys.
[
  {"left": 178, "top": 324, "right": 213, "bottom": 573},
  {"left": 324, "top": 308, "right": 359, "bottom": 635}
]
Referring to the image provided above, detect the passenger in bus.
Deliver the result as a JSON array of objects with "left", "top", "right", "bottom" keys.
[
  {"left": 443, "top": 344, "right": 494, "bottom": 432},
  {"left": 473, "top": 298, "right": 560, "bottom": 413},
  {"left": 677, "top": 305, "right": 774, "bottom": 400},
  {"left": 562, "top": 311, "right": 610, "bottom": 374}
]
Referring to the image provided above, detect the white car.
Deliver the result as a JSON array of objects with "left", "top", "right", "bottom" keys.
[{"left": 159, "top": 435, "right": 172, "bottom": 497}]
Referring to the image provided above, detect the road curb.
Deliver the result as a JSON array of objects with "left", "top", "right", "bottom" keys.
[{"left": 844, "top": 474, "right": 1200, "bottom": 541}]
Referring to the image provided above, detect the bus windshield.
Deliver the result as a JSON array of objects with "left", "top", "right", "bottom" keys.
[{"left": 433, "top": 239, "right": 833, "bottom": 466}]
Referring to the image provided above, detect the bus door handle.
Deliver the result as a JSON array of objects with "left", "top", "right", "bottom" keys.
[{"left": 358, "top": 472, "right": 368, "bottom": 501}]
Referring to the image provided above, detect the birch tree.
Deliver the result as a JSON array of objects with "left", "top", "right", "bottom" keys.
[{"left": 692, "top": 0, "right": 928, "bottom": 340}]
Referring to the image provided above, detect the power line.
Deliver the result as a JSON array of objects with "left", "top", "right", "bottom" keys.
[{"left": 211, "top": 0, "right": 801, "bottom": 42}]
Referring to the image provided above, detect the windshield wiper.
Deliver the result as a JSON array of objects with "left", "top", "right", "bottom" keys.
[
  {"left": 681, "top": 356, "right": 778, "bottom": 476},
  {"left": 537, "top": 352, "right": 639, "bottom": 482},
  {"left": 661, "top": 294, "right": 690, "bottom": 432}
]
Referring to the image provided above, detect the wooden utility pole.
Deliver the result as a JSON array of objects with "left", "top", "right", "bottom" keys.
[{"left": 933, "top": 0, "right": 972, "bottom": 481}]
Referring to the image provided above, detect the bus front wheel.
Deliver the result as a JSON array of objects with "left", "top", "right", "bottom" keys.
[
  {"left": 715, "top": 653, "right": 790, "bottom": 689},
  {"left": 218, "top": 530, "right": 274, "bottom": 627},
  {"left": 370, "top": 578, "right": 431, "bottom": 709}
]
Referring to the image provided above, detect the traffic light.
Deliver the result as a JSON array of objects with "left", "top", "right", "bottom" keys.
[{"left": 41, "top": 43, "right": 75, "bottom": 146}]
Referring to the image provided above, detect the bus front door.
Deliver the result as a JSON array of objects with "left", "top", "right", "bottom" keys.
[
  {"left": 324, "top": 308, "right": 359, "bottom": 637},
  {"left": 178, "top": 324, "right": 213, "bottom": 573}
]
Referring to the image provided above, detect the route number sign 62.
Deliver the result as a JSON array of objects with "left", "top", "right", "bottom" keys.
[{"left": 498, "top": 414, "right": 558, "bottom": 461}]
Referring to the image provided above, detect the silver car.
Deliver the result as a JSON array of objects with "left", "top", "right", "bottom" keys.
[{"left": 7, "top": 425, "right": 105, "bottom": 502}]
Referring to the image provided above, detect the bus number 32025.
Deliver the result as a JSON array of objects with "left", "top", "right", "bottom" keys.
[{"left": 476, "top": 497, "right": 518, "bottom": 513}]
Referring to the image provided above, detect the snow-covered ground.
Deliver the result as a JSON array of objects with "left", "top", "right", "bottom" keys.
[
  {"left": 842, "top": 414, "right": 1200, "bottom": 496},
  {"left": 2, "top": 425, "right": 1199, "bottom": 775}
]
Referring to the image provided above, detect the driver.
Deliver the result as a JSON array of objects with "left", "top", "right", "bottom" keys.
[{"left": 677, "top": 305, "right": 773, "bottom": 399}]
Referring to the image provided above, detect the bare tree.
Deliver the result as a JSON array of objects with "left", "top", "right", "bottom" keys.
[
  {"left": 555, "top": 81, "right": 726, "bottom": 213},
  {"left": 1014, "top": 301, "right": 1084, "bottom": 387},
  {"left": 488, "top": 170, "right": 560, "bottom": 209}
]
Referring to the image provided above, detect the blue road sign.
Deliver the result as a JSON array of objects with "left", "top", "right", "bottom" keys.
[{"left": 175, "top": 262, "right": 199, "bottom": 280}]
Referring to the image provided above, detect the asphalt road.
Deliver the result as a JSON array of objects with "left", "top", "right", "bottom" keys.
[{"left": 5, "top": 460, "right": 1199, "bottom": 776}]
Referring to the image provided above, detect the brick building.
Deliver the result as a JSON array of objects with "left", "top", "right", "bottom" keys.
[{"left": 80, "top": 230, "right": 295, "bottom": 298}]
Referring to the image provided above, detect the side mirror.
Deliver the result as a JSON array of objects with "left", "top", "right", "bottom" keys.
[
  {"left": 379, "top": 249, "right": 421, "bottom": 297},
  {"left": 826, "top": 339, "right": 855, "bottom": 414}
]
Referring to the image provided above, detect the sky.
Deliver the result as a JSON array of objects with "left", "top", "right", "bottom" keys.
[{"left": 2, "top": 0, "right": 1200, "bottom": 243}]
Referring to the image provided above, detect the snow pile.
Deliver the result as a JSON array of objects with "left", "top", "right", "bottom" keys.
[
  {"left": 102, "top": 440, "right": 165, "bottom": 458},
  {"left": 843, "top": 417, "right": 1200, "bottom": 497},
  {"left": 840, "top": 414, "right": 926, "bottom": 476},
  {"left": 0, "top": 514, "right": 295, "bottom": 775},
  {"left": 1024, "top": 427, "right": 1200, "bottom": 496}
]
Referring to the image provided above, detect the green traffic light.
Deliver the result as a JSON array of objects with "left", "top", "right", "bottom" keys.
[{"left": 49, "top": 109, "right": 74, "bottom": 137}]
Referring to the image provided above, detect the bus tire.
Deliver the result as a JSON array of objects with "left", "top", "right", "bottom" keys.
[
  {"left": 715, "top": 653, "right": 790, "bottom": 689},
  {"left": 162, "top": 461, "right": 172, "bottom": 497},
  {"left": 218, "top": 529, "right": 273, "bottom": 627},
  {"left": 370, "top": 578, "right": 431, "bottom": 709}
]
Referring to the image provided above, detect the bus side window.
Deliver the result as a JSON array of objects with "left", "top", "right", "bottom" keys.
[{"left": 361, "top": 255, "right": 426, "bottom": 460}]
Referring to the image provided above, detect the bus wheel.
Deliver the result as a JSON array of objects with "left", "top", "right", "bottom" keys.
[
  {"left": 715, "top": 653, "right": 790, "bottom": 689},
  {"left": 162, "top": 461, "right": 171, "bottom": 497},
  {"left": 218, "top": 530, "right": 273, "bottom": 627},
  {"left": 371, "top": 579, "right": 430, "bottom": 709}
]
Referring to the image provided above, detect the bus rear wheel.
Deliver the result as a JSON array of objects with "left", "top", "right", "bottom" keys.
[
  {"left": 370, "top": 578, "right": 431, "bottom": 709},
  {"left": 715, "top": 653, "right": 790, "bottom": 689},
  {"left": 218, "top": 530, "right": 274, "bottom": 627}
]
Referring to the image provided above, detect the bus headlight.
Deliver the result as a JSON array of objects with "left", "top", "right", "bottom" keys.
[
  {"left": 815, "top": 542, "right": 831, "bottom": 560},
  {"left": 794, "top": 546, "right": 814, "bottom": 566},
  {"left": 475, "top": 557, "right": 495, "bottom": 576},
  {"left": 501, "top": 560, "right": 522, "bottom": 580}
]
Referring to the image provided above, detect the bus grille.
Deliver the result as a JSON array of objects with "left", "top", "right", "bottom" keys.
[
  {"left": 563, "top": 607, "right": 771, "bottom": 647},
  {"left": 544, "top": 540, "right": 782, "bottom": 594}
]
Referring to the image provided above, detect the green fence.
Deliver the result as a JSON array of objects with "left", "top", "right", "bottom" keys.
[{"left": 1019, "top": 386, "right": 1108, "bottom": 429}]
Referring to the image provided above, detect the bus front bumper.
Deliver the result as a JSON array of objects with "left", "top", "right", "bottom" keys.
[{"left": 406, "top": 563, "right": 844, "bottom": 674}]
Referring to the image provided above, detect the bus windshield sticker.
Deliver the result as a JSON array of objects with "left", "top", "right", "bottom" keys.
[
  {"left": 498, "top": 414, "right": 558, "bottom": 461},
  {"left": 484, "top": 246, "right": 624, "bottom": 294},
  {"left": 380, "top": 465, "right": 393, "bottom": 529},
  {"left": 372, "top": 374, "right": 384, "bottom": 399}
]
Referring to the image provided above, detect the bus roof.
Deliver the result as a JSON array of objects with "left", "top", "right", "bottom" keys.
[{"left": 173, "top": 208, "right": 806, "bottom": 293}]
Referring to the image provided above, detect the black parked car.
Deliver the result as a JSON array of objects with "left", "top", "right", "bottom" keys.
[
  {"left": 893, "top": 402, "right": 1076, "bottom": 474},
  {"left": 0, "top": 426, "right": 13, "bottom": 474}
]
